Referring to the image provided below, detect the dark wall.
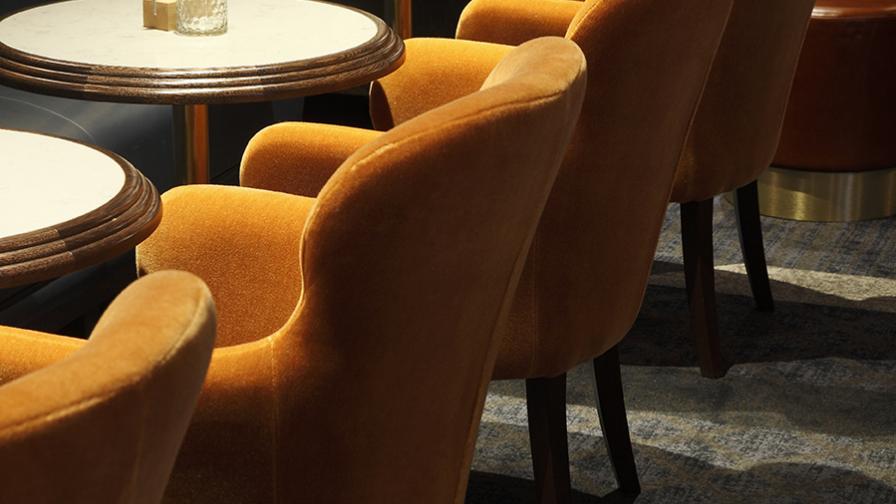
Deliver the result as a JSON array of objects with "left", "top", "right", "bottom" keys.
[
  {"left": 3, "top": 0, "right": 49, "bottom": 14},
  {"left": 341, "top": 0, "right": 468, "bottom": 37},
  {"left": 413, "top": 0, "right": 468, "bottom": 37}
]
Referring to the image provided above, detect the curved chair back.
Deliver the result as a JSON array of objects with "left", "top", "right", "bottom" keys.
[
  {"left": 274, "top": 37, "right": 586, "bottom": 503},
  {"left": 493, "top": 0, "right": 732, "bottom": 377},
  {"left": 671, "top": 0, "right": 816, "bottom": 202},
  {"left": 0, "top": 271, "right": 216, "bottom": 504}
]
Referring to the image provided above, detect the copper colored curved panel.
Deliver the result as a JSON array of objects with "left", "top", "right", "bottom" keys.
[{"left": 774, "top": 3, "right": 896, "bottom": 171}]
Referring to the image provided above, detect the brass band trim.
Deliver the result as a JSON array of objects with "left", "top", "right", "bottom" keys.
[
  {"left": 392, "top": 0, "right": 412, "bottom": 39},
  {"left": 182, "top": 104, "right": 210, "bottom": 185},
  {"left": 750, "top": 166, "right": 896, "bottom": 222}
]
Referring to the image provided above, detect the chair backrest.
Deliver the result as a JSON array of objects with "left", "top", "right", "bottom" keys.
[
  {"left": 0, "top": 271, "right": 216, "bottom": 504},
  {"left": 274, "top": 37, "right": 586, "bottom": 503},
  {"left": 504, "top": 0, "right": 732, "bottom": 377},
  {"left": 671, "top": 0, "right": 816, "bottom": 202}
]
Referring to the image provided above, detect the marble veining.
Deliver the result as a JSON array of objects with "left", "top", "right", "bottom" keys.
[
  {"left": 0, "top": 0, "right": 380, "bottom": 69},
  {"left": 0, "top": 129, "right": 125, "bottom": 238}
]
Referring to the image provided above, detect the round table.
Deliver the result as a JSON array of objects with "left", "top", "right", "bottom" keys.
[
  {"left": 0, "top": 0, "right": 405, "bottom": 185},
  {"left": 0, "top": 129, "right": 161, "bottom": 289}
]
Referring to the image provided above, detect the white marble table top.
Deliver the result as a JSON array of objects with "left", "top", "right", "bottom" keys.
[
  {"left": 0, "top": 129, "right": 125, "bottom": 238},
  {"left": 0, "top": 0, "right": 380, "bottom": 70}
]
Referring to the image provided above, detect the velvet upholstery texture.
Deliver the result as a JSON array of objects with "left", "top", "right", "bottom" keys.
[
  {"left": 369, "top": 0, "right": 733, "bottom": 379},
  {"left": 0, "top": 271, "right": 216, "bottom": 504},
  {"left": 137, "top": 37, "right": 587, "bottom": 503},
  {"left": 671, "top": 0, "right": 816, "bottom": 202}
]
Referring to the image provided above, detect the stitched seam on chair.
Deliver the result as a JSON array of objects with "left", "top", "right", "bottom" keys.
[
  {"left": 289, "top": 211, "right": 313, "bottom": 327},
  {"left": 454, "top": 234, "right": 544, "bottom": 501},
  {"left": 0, "top": 395, "right": 107, "bottom": 439},
  {"left": 354, "top": 92, "right": 567, "bottom": 169},
  {"left": 528, "top": 232, "right": 541, "bottom": 376},
  {"left": 567, "top": 0, "right": 605, "bottom": 38},
  {"left": 668, "top": 0, "right": 731, "bottom": 206},
  {"left": 0, "top": 288, "right": 210, "bottom": 436},
  {"left": 124, "top": 380, "right": 149, "bottom": 501},
  {"left": 300, "top": 89, "right": 569, "bottom": 287},
  {"left": 268, "top": 335, "right": 279, "bottom": 504}
]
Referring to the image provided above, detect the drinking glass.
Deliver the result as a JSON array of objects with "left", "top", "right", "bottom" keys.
[{"left": 177, "top": 0, "right": 228, "bottom": 35}]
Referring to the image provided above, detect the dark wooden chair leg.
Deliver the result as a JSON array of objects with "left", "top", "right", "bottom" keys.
[
  {"left": 680, "top": 199, "right": 728, "bottom": 378},
  {"left": 734, "top": 180, "right": 774, "bottom": 312},
  {"left": 593, "top": 346, "right": 640, "bottom": 496},
  {"left": 526, "top": 375, "right": 572, "bottom": 504}
]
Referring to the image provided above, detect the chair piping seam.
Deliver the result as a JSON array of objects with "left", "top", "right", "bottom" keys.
[{"left": 0, "top": 290, "right": 210, "bottom": 436}]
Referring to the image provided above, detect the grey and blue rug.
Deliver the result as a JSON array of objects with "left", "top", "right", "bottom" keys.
[{"left": 467, "top": 199, "right": 896, "bottom": 503}]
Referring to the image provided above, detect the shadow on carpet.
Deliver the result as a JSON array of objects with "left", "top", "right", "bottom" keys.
[{"left": 467, "top": 200, "right": 896, "bottom": 503}]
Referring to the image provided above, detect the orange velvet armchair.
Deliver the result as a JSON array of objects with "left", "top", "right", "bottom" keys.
[
  {"left": 670, "top": 0, "right": 815, "bottom": 378},
  {"left": 371, "top": 0, "right": 731, "bottom": 501},
  {"left": 0, "top": 271, "right": 216, "bottom": 504},
  {"left": 382, "top": 1, "right": 814, "bottom": 381},
  {"left": 137, "top": 37, "right": 587, "bottom": 503},
  {"left": 368, "top": 0, "right": 733, "bottom": 499}
]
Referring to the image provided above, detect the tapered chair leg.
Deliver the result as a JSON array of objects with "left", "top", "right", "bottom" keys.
[
  {"left": 734, "top": 180, "right": 774, "bottom": 312},
  {"left": 680, "top": 199, "right": 728, "bottom": 378},
  {"left": 592, "top": 346, "right": 640, "bottom": 496},
  {"left": 526, "top": 375, "right": 572, "bottom": 504}
]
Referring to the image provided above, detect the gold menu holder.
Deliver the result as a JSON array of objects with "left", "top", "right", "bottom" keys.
[{"left": 143, "top": 0, "right": 177, "bottom": 31}]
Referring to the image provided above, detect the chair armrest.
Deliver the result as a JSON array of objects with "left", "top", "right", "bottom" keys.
[
  {"left": 457, "top": 0, "right": 582, "bottom": 46},
  {"left": 369, "top": 38, "right": 512, "bottom": 130},
  {"left": 240, "top": 122, "right": 381, "bottom": 198},
  {"left": 136, "top": 185, "right": 315, "bottom": 347},
  {"left": 0, "top": 326, "right": 82, "bottom": 385}
]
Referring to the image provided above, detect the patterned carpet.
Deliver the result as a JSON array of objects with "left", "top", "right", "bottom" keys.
[{"left": 466, "top": 198, "right": 896, "bottom": 503}]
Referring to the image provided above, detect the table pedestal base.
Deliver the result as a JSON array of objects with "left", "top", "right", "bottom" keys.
[
  {"left": 391, "top": 0, "right": 412, "bottom": 38},
  {"left": 173, "top": 104, "right": 210, "bottom": 185},
  {"left": 725, "top": 166, "right": 896, "bottom": 222}
]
